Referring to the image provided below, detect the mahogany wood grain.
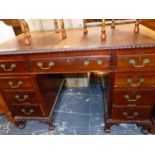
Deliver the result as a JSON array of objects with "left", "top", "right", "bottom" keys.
[
  {"left": 0, "top": 23, "right": 155, "bottom": 133},
  {"left": 5, "top": 90, "right": 39, "bottom": 106},
  {"left": 141, "top": 19, "right": 155, "bottom": 31},
  {"left": 113, "top": 89, "right": 155, "bottom": 106},
  {"left": 0, "top": 76, "right": 34, "bottom": 90},
  {"left": 112, "top": 106, "right": 151, "bottom": 121},
  {"left": 114, "top": 72, "right": 155, "bottom": 88},
  {"left": 29, "top": 55, "right": 110, "bottom": 73},
  {"left": 12, "top": 105, "right": 43, "bottom": 117},
  {"left": 0, "top": 24, "right": 155, "bottom": 54}
]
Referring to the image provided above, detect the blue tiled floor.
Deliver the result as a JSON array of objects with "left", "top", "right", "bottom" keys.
[{"left": 0, "top": 83, "right": 143, "bottom": 135}]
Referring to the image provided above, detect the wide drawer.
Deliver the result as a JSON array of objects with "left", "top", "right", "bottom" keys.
[
  {"left": 113, "top": 89, "right": 155, "bottom": 106},
  {"left": 0, "top": 76, "right": 34, "bottom": 90},
  {"left": 116, "top": 54, "right": 155, "bottom": 69},
  {"left": 5, "top": 90, "right": 39, "bottom": 106},
  {"left": 114, "top": 73, "right": 155, "bottom": 88},
  {"left": 0, "top": 57, "right": 28, "bottom": 74},
  {"left": 112, "top": 106, "right": 151, "bottom": 121},
  {"left": 12, "top": 105, "right": 43, "bottom": 117},
  {"left": 29, "top": 55, "right": 110, "bottom": 72}
]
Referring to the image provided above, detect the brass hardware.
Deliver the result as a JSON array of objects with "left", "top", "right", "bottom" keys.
[
  {"left": 128, "top": 58, "right": 150, "bottom": 67},
  {"left": 83, "top": 59, "right": 103, "bottom": 66},
  {"left": 83, "top": 60, "right": 90, "bottom": 66},
  {"left": 15, "top": 94, "right": 29, "bottom": 102},
  {"left": 124, "top": 94, "right": 141, "bottom": 102},
  {"left": 96, "top": 60, "right": 103, "bottom": 65},
  {"left": 127, "top": 78, "right": 144, "bottom": 87},
  {"left": 0, "top": 64, "right": 16, "bottom": 71},
  {"left": 37, "top": 62, "right": 55, "bottom": 70},
  {"left": 122, "top": 112, "right": 139, "bottom": 119},
  {"left": 8, "top": 81, "right": 23, "bottom": 89},
  {"left": 21, "top": 108, "right": 34, "bottom": 115}
]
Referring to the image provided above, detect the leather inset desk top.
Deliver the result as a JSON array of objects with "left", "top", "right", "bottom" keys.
[{"left": 0, "top": 24, "right": 155, "bottom": 55}]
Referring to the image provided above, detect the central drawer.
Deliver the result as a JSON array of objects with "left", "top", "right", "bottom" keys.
[{"left": 29, "top": 55, "right": 110, "bottom": 72}]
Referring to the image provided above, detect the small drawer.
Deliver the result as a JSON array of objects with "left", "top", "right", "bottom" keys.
[
  {"left": 114, "top": 73, "right": 155, "bottom": 88},
  {"left": 0, "top": 76, "right": 34, "bottom": 90},
  {"left": 113, "top": 89, "right": 155, "bottom": 106},
  {"left": 30, "top": 55, "right": 110, "bottom": 72},
  {"left": 0, "top": 57, "right": 28, "bottom": 74},
  {"left": 12, "top": 105, "right": 43, "bottom": 117},
  {"left": 116, "top": 54, "right": 155, "bottom": 68},
  {"left": 112, "top": 106, "right": 151, "bottom": 121},
  {"left": 5, "top": 90, "right": 39, "bottom": 105}
]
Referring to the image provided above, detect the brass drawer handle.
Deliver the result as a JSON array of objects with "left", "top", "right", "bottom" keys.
[
  {"left": 83, "top": 60, "right": 90, "bottom": 66},
  {"left": 37, "top": 62, "right": 55, "bottom": 70},
  {"left": 8, "top": 80, "right": 23, "bottom": 89},
  {"left": 15, "top": 94, "right": 29, "bottom": 102},
  {"left": 124, "top": 94, "right": 141, "bottom": 102},
  {"left": 0, "top": 64, "right": 16, "bottom": 71},
  {"left": 127, "top": 78, "right": 144, "bottom": 87},
  {"left": 122, "top": 112, "right": 139, "bottom": 119},
  {"left": 21, "top": 108, "right": 34, "bottom": 115},
  {"left": 83, "top": 59, "right": 103, "bottom": 66},
  {"left": 128, "top": 58, "right": 150, "bottom": 68}
]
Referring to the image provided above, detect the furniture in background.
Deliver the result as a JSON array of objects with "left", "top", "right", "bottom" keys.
[
  {"left": 1, "top": 19, "right": 31, "bottom": 45},
  {"left": 0, "top": 21, "right": 155, "bottom": 133},
  {"left": 140, "top": 19, "right": 155, "bottom": 31},
  {"left": 1, "top": 19, "right": 67, "bottom": 45},
  {"left": 83, "top": 19, "right": 106, "bottom": 40},
  {"left": 53, "top": 19, "right": 66, "bottom": 39},
  {"left": 83, "top": 19, "right": 140, "bottom": 41}
]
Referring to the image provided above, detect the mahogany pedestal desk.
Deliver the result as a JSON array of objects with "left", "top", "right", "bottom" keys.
[{"left": 0, "top": 24, "right": 155, "bottom": 133}]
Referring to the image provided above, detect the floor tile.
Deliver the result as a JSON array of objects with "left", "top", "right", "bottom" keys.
[
  {"left": 55, "top": 93, "right": 90, "bottom": 114},
  {"left": 0, "top": 83, "right": 144, "bottom": 135}
]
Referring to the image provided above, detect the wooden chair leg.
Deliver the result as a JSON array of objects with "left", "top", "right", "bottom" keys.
[
  {"left": 101, "top": 19, "right": 106, "bottom": 40},
  {"left": 134, "top": 19, "right": 140, "bottom": 33},
  {"left": 60, "top": 19, "right": 66, "bottom": 39},
  {"left": 54, "top": 19, "right": 59, "bottom": 33},
  {"left": 111, "top": 19, "right": 116, "bottom": 29},
  {"left": 19, "top": 19, "right": 31, "bottom": 45},
  {"left": 83, "top": 19, "right": 88, "bottom": 35}
]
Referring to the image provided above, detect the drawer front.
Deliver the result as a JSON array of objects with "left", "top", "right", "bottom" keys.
[
  {"left": 113, "top": 89, "right": 155, "bottom": 106},
  {"left": 5, "top": 91, "right": 39, "bottom": 106},
  {"left": 0, "top": 59, "right": 28, "bottom": 74},
  {"left": 13, "top": 105, "right": 42, "bottom": 117},
  {"left": 0, "top": 76, "right": 33, "bottom": 90},
  {"left": 30, "top": 55, "right": 110, "bottom": 72},
  {"left": 114, "top": 73, "right": 155, "bottom": 88},
  {"left": 112, "top": 106, "right": 151, "bottom": 120},
  {"left": 116, "top": 54, "right": 155, "bottom": 68}
]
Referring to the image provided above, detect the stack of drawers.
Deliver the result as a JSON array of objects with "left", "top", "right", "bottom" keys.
[
  {"left": 105, "top": 49, "right": 155, "bottom": 133},
  {"left": 0, "top": 76, "right": 43, "bottom": 118},
  {"left": 0, "top": 56, "right": 64, "bottom": 129}
]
